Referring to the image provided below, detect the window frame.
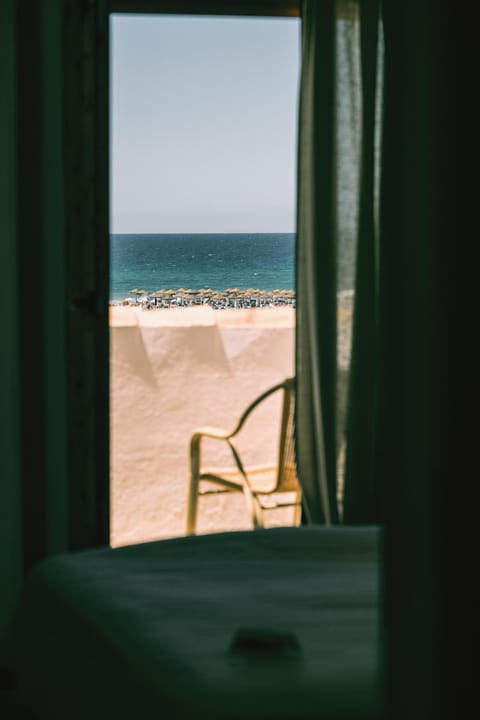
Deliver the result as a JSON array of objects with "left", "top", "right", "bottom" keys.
[
  {"left": 91, "top": 0, "right": 301, "bottom": 549},
  {"left": 109, "top": 1, "right": 300, "bottom": 17}
]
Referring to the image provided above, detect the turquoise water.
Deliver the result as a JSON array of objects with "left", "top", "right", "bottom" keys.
[{"left": 110, "top": 233, "right": 295, "bottom": 302}]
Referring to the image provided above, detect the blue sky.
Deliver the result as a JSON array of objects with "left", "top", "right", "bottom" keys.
[{"left": 110, "top": 14, "right": 301, "bottom": 234}]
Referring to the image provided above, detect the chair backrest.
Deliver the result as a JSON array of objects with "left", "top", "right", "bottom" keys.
[
  {"left": 230, "top": 377, "right": 299, "bottom": 495},
  {"left": 275, "top": 377, "right": 299, "bottom": 494}
]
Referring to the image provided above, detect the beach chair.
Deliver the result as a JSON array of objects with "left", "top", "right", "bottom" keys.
[{"left": 186, "top": 377, "right": 302, "bottom": 534}]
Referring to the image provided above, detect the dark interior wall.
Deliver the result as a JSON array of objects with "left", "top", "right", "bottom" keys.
[
  {"left": 380, "top": 2, "right": 441, "bottom": 714},
  {"left": 0, "top": 0, "right": 110, "bottom": 640},
  {"left": 0, "top": 0, "right": 66, "bottom": 640},
  {"left": 0, "top": 0, "right": 21, "bottom": 642},
  {"left": 380, "top": 3, "right": 476, "bottom": 715},
  {"left": 15, "top": 0, "right": 70, "bottom": 575},
  {"left": 42, "top": 0, "right": 69, "bottom": 560}
]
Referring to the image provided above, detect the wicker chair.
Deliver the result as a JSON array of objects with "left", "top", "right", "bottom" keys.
[{"left": 186, "top": 377, "right": 301, "bottom": 534}]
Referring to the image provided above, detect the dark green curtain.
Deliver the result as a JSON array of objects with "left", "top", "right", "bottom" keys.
[
  {"left": 295, "top": 0, "right": 338, "bottom": 525},
  {"left": 342, "top": 0, "right": 382, "bottom": 523},
  {"left": 296, "top": 0, "right": 382, "bottom": 524}
]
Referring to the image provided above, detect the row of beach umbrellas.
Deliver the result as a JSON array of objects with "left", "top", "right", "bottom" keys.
[
  {"left": 129, "top": 287, "right": 295, "bottom": 296},
  {"left": 127, "top": 287, "right": 295, "bottom": 306}
]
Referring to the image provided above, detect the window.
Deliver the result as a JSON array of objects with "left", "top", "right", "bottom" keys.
[{"left": 109, "top": 9, "right": 301, "bottom": 545}]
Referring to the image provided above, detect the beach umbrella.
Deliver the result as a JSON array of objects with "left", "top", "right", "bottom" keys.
[
  {"left": 183, "top": 289, "right": 196, "bottom": 305},
  {"left": 247, "top": 288, "right": 259, "bottom": 304},
  {"left": 231, "top": 289, "right": 245, "bottom": 307},
  {"left": 151, "top": 290, "right": 165, "bottom": 306},
  {"left": 173, "top": 288, "right": 185, "bottom": 304},
  {"left": 162, "top": 289, "right": 176, "bottom": 306},
  {"left": 129, "top": 288, "right": 148, "bottom": 303},
  {"left": 196, "top": 288, "right": 211, "bottom": 304}
]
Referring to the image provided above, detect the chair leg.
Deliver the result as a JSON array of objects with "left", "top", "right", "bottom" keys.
[
  {"left": 252, "top": 497, "right": 264, "bottom": 529},
  {"left": 243, "top": 487, "right": 264, "bottom": 529},
  {"left": 292, "top": 497, "right": 303, "bottom": 526},
  {"left": 186, "top": 475, "right": 199, "bottom": 535},
  {"left": 187, "top": 439, "right": 201, "bottom": 534}
]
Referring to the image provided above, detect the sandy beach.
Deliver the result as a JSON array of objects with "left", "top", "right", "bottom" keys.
[{"left": 110, "top": 299, "right": 352, "bottom": 547}]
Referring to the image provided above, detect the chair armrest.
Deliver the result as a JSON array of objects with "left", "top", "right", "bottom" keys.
[
  {"left": 190, "top": 426, "right": 232, "bottom": 441},
  {"left": 190, "top": 428, "right": 247, "bottom": 485}
]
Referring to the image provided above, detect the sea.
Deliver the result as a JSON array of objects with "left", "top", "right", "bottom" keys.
[{"left": 110, "top": 233, "right": 296, "bottom": 303}]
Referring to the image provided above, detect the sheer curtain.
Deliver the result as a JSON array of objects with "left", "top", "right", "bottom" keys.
[{"left": 296, "top": 0, "right": 382, "bottom": 524}]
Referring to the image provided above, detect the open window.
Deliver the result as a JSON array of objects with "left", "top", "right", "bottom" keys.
[{"left": 108, "top": 4, "right": 301, "bottom": 545}]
